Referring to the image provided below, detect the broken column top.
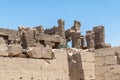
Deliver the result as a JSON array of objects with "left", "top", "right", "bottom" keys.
[
  {"left": 70, "top": 20, "right": 81, "bottom": 33},
  {"left": 58, "top": 19, "right": 64, "bottom": 23},
  {"left": 86, "top": 30, "right": 94, "bottom": 35},
  {"left": 57, "top": 19, "right": 65, "bottom": 27},
  {"left": 93, "top": 25, "right": 104, "bottom": 31},
  {"left": 74, "top": 20, "right": 81, "bottom": 27},
  {"left": 34, "top": 26, "right": 44, "bottom": 33}
]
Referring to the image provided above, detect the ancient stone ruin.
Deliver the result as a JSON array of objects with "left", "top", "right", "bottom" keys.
[
  {"left": 0, "top": 19, "right": 120, "bottom": 80},
  {"left": 0, "top": 19, "right": 110, "bottom": 57}
]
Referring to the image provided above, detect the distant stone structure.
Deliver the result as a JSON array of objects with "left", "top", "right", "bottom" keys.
[
  {"left": 0, "top": 19, "right": 110, "bottom": 51},
  {"left": 0, "top": 28, "right": 18, "bottom": 44},
  {"left": 93, "top": 25, "right": 106, "bottom": 49},
  {"left": 0, "top": 19, "right": 111, "bottom": 59},
  {"left": 86, "top": 25, "right": 111, "bottom": 49},
  {"left": 65, "top": 20, "right": 83, "bottom": 48},
  {"left": 86, "top": 30, "right": 95, "bottom": 49},
  {"left": 0, "top": 19, "right": 116, "bottom": 80},
  {"left": 45, "top": 19, "right": 65, "bottom": 38}
]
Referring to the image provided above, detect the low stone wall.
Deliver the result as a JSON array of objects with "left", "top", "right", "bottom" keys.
[
  {"left": 95, "top": 47, "right": 120, "bottom": 80},
  {"left": 0, "top": 49, "right": 69, "bottom": 80},
  {"left": 1, "top": 46, "right": 120, "bottom": 80}
]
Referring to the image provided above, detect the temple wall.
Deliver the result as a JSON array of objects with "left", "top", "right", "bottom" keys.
[
  {"left": 1, "top": 47, "right": 120, "bottom": 80},
  {"left": 68, "top": 49, "right": 95, "bottom": 80},
  {"left": 95, "top": 47, "right": 120, "bottom": 80},
  {"left": 0, "top": 49, "right": 69, "bottom": 80}
]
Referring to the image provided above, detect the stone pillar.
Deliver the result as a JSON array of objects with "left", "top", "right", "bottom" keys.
[
  {"left": 80, "top": 35, "right": 85, "bottom": 48},
  {"left": 38, "top": 26, "right": 44, "bottom": 33},
  {"left": 86, "top": 30, "right": 95, "bottom": 49},
  {"left": 65, "top": 20, "right": 81, "bottom": 48},
  {"left": 93, "top": 26, "right": 105, "bottom": 48},
  {"left": 57, "top": 19, "right": 65, "bottom": 38},
  {"left": 72, "top": 20, "right": 81, "bottom": 33},
  {"left": 72, "top": 35, "right": 81, "bottom": 49},
  {"left": 72, "top": 38, "right": 81, "bottom": 49},
  {"left": 99, "top": 26, "right": 105, "bottom": 43},
  {"left": 89, "top": 35, "right": 95, "bottom": 48}
]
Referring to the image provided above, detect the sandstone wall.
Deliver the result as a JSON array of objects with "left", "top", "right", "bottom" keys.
[
  {"left": 95, "top": 47, "right": 120, "bottom": 80},
  {"left": 68, "top": 49, "right": 95, "bottom": 80},
  {"left": 0, "top": 49, "right": 69, "bottom": 80}
]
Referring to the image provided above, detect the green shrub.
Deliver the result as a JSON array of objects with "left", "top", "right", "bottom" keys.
[{"left": 59, "top": 44, "right": 68, "bottom": 48}]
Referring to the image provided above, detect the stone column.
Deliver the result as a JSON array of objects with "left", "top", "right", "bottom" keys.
[
  {"left": 72, "top": 20, "right": 81, "bottom": 33},
  {"left": 99, "top": 26, "right": 105, "bottom": 43},
  {"left": 38, "top": 26, "right": 44, "bottom": 33},
  {"left": 93, "top": 26, "right": 105, "bottom": 48},
  {"left": 89, "top": 35, "right": 95, "bottom": 48},
  {"left": 80, "top": 35, "right": 85, "bottom": 48},
  {"left": 86, "top": 30, "right": 95, "bottom": 49},
  {"left": 57, "top": 19, "right": 65, "bottom": 38},
  {"left": 72, "top": 35, "right": 81, "bottom": 49}
]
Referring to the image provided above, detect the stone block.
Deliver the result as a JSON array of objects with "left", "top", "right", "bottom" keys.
[
  {"left": 95, "top": 47, "right": 115, "bottom": 57},
  {"left": 95, "top": 56, "right": 105, "bottom": 66},
  {"left": 83, "top": 70, "right": 96, "bottom": 80},
  {"left": 80, "top": 51, "right": 95, "bottom": 62},
  {"left": 95, "top": 76, "right": 104, "bottom": 80},
  {"left": 27, "top": 46, "right": 54, "bottom": 59},
  {"left": 104, "top": 55, "right": 117, "bottom": 65},
  {"left": 73, "top": 50, "right": 94, "bottom": 63},
  {"left": 0, "top": 37, "right": 5, "bottom": 45},
  {"left": 8, "top": 44, "right": 23, "bottom": 57},
  {"left": 95, "top": 66, "right": 105, "bottom": 76},
  {"left": 97, "top": 65, "right": 115, "bottom": 77},
  {"left": 111, "top": 65, "right": 120, "bottom": 76},
  {"left": 111, "top": 76, "right": 120, "bottom": 80},
  {"left": 95, "top": 47, "right": 120, "bottom": 80},
  {"left": 77, "top": 62, "right": 95, "bottom": 71},
  {"left": 0, "top": 44, "right": 8, "bottom": 57},
  {"left": 104, "top": 77, "right": 112, "bottom": 80},
  {"left": 95, "top": 50, "right": 103, "bottom": 57}
]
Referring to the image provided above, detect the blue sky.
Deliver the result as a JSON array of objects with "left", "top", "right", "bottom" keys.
[{"left": 0, "top": 0, "right": 120, "bottom": 47}]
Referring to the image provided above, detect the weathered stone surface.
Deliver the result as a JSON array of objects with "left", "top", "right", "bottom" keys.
[
  {"left": 93, "top": 26, "right": 105, "bottom": 49},
  {"left": 0, "top": 37, "right": 6, "bottom": 44},
  {"left": 8, "top": 44, "right": 23, "bottom": 57},
  {"left": 0, "top": 19, "right": 118, "bottom": 80},
  {"left": 45, "top": 19, "right": 65, "bottom": 38},
  {"left": 27, "top": 46, "right": 54, "bottom": 59},
  {"left": 68, "top": 48, "right": 95, "bottom": 80},
  {"left": 65, "top": 20, "right": 81, "bottom": 49},
  {"left": 35, "top": 34, "right": 66, "bottom": 47},
  {"left": 0, "top": 38, "right": 8, "bottom": 57},
  {"left": 18, "top": 25, "right": 66, "bottom": 49},
  {"left": 95, "top": 46, "right": 120, "bottom": 80},
  {"left": 0, "top": 49, "right": 69, "bottom": 80},
  {"left": 0, "top": 44, "right": 8, "bottom": 57},
  {"left": 86, "top": 30, "right": 95, "bottom": 49},
  {"left": 0, "top": 28, "right": 18, "bottom": 41}
]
